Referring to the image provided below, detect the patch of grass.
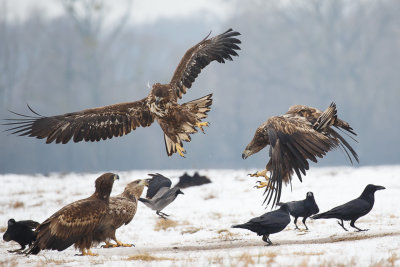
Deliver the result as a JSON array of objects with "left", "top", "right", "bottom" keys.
[
  {"left": 0, "top": 258, "right": 19, "bottom": 267},
  {"left": 154, "top": 219, "right": 178, "bottom": 231},
  {"left": 293, "top": 251, "right": 324, "bottom": 256},
  {"left": 9, "top": 201, "right": 24, "bottom": 209},
  {"left": 126, "top": 253, "right": 174, "bottom": 261},
  {"left": 370, "top": 253, "right": 399, "bottom": 267},
  {"left": 216, "top": 229, "right": 237, "bottom": 241},
  {"left": 236, "top": 252, "right": 255, "bottom": 267},
  {"left": 203, "top": 193, "right": 216, "bottom": 200},
  {"left": 209, "top": 255, "right": 224, "bottom": 265},
  {"left": 0, "top": 226, "right": 7, "bottom": 232},
  {"left": 316, "top": 257, "right": 356, "bottom": 267},
  {"left": 181, "top": 227, "right": 201, "bottom": 234}
]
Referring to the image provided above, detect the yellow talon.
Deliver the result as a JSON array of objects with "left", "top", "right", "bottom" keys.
[
  {"left": 176, "top": 143, "right": 186, "bottom": 157},
  {"left": 116, "top": 240, "right": 133, "bottom": 247},
  {"left": 249, "top": 169, "right": 269, "bottom": 180},
  {"left": 254, "top": 181, "right": 274, "bottom": 189},
  {"left": 196, "top": 121, "right": 209, "bottom": 133},
  {"left": 102, "top": 241, "right": 117, "bottom": 248},
  {"left": 82, "top": 248, "right": 98, "bottom": 256}
]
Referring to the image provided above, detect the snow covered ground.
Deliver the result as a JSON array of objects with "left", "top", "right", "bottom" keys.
[{"left": 1, "top": 166, "right": 399, "bottom": 266}]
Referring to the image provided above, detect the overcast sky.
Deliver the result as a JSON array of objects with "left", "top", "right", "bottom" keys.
[{"left": 3, "top": 0, "right": 233, "bottom": 24}]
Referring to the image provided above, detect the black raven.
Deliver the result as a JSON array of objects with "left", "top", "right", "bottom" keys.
[
  {"left": 231, "top": 204, "right": 290, "bottom": 245},
  {"left": 312, "top": 184, "right": 385, "bottom": 231},
  {"left": 2, "top": 219, "right": 39, "bottom": 253},
  {"left": 139, "top": 173, "right": 184, "bottom": 219},
  {"left": 277, "top": 191, "right": 319, "bottom": 230}
]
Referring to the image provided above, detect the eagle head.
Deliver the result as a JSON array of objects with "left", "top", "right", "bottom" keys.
[
  {"left": 242, "top": 129, "right": 268, "bottom": 159},
  {"left": 152, "top": 83, "right": 170, "bottom": 106}
]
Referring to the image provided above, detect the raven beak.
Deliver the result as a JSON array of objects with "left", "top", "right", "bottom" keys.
[{"left": 375, "top": 185, "right": 386, "bottom": 190}]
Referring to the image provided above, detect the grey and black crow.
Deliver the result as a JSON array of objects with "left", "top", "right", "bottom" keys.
[
  {"left": 231, "top": 204, "right": 290, "bottom": 245},
  {"left": 312, "top": 184, "right": 385, "bottom": 231},
  {"left": 277, "top": 192, "right": 319, "bottom": 230},
  {"left": 139, "top": 173, "right": 184, "bottom": 219},
  {"left": 2, "top": 219, "right": 39, "bottom": 253}
]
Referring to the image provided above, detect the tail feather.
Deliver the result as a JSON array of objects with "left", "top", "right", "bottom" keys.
[{"left": 311, "top": 211, "right": 335, "bottom": 220}]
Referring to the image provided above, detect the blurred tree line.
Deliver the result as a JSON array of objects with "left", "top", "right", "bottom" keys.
[{"left": 0, "top": 0, "right": 399, "bottom": 174}]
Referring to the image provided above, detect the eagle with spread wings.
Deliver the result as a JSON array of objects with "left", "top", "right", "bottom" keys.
[
  {"left": 242, "top": 102, "right": 359, "bottom": 207},
  {"left": 25, "top": 173, "right": 118, "bottom": 256},
  {"left": 4, "top": 29, "right": 241, "bottom": 157}
]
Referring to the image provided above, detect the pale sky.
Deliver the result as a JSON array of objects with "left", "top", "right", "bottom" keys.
[{"left": 2, "top": 0, "right": 233, "bottom": 24}]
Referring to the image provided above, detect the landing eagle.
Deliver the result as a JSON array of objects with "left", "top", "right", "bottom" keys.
[
  {"left": 242, "top": 103, "right": 359, "bottom": 207},
  {"left": 4, "top": 29, "right": 241, "bottom": 157}
]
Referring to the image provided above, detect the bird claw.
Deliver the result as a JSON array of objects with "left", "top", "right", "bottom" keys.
[
  {"left": 196, "top": 121, "right": 209, "bottom": 133},
  {"left": 175, "top": 143, "right": 186, "bottom": 158}
]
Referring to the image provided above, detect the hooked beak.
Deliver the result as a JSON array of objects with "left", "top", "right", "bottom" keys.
[
  {"left": 242, "top": 150, "right": 250, "bottom": 160},
  {"left": 114, "top": 174, "right": 120, "bottom": 181},
  {"left": 155, "top": 96, "right": 161, "bottom": 105},
  {"left": 140, "top": 179, "right": 149, "bottom": 186}
]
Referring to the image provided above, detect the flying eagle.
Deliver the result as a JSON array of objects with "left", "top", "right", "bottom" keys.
[
  {"left": 102, "top": 179, "right": 148, "bottom": 248},
  {"left": 25, "top": 173, "right": 119, "bottom": 256},
  {"left": 242, "top": 102, "right": 359, "bottom": 207},
  {"left": 4, "top": 29, "right": 241, "bottom": 157}
]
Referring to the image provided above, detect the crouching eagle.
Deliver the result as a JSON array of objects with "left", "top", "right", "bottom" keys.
[
  {"left": 4, "top": 29, "right": 241, "bottom": 157},
  {"left": 242, "top": 102, "right": 359, "bottom": 207}
]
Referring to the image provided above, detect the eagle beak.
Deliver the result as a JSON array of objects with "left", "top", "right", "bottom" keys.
[
  {"left": 155, "top": 96, "right": 161, "bottom": 105},
  {"left": 114, "top": 174, "right": 120, "bottom": 181},
  {"left": 242, "top": 150, "right": 250, "bottom": 160},
  {"left": 141, "top": 179, "right": 149, "bottom": 186}
]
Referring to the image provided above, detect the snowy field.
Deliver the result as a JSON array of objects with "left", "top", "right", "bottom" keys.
[{"left": 1, "top": 166, "right": 399, "bottom": 266}]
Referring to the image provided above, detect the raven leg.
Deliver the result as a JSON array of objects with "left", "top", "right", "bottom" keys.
[
  {"left": 302, "top": 217, "right": 309, "bottom": 230},
  {"left": 157, "top": 210, "right": 170, "bottom": 219},
  {"left": 350, "top": 220, "right": 368, "bottom": 232},
  {"left": 337, "top": 219, "right": 348, "bottom": 231},
  {"left": 196, "top": 122, "right": 209, "bottom": 133},
  {"left": 262, "top": 235, "right": 273, "bottom": 246},
  {"left": 294, "top": 217, "right": 299, "bottom": 230}
]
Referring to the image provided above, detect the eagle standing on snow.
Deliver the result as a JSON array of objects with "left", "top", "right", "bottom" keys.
[
  {"left": 4, "top": 29, "right": 241, "bottom": 157},
  {"left": 242, "top": 103, "right": 359, "bottom": 207},
  {"left": 102, "top": 179, "right": 148, "bottom": 248},
  {"left": 25, "top": 173, "right": 119, "bottom": 256}
]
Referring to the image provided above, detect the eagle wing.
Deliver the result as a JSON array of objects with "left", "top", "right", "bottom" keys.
[
  {"left": 262, "top": 116, "right": 338, "bottom": 206},
  {"left": 169, "top": 28, "right": 241, "bottom": 99},
  {"left": 34, "top": 198, "right": 108, "bottom": 251},
  {"left": 4, "top": 98, "right": 154, "bottom": 144},
  {"left": 108, "top": 197, "right": 137, "bottom": 227}
]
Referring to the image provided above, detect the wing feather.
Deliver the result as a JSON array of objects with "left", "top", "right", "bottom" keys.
[
  {"left": 169, "top": 29, "right": 241, "bottom": 99},
  {"left": 262, "top": 116, "right": 338, "bottom": 206},
  {"left": 3, "top": 99, "right": 154, "bottom": 144}
]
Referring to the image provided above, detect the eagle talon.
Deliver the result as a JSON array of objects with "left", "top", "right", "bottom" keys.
[
  {"left": 81, "top": 248, "right": 98, "bottom": 256},
  {"left": 175, "top": 143, "right": 186, "bottom": 158},
  {"left": 196, "top": 122, "right": 209, "bottom": 133}
]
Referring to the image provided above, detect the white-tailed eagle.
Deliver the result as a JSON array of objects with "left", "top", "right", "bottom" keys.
[
  {"left": 4, "top": 29, "right": 241, "bottom": 157},
  {"left": 242, "top": 102, "right": 359, "bottom": 207},
  {"left": 25, "top": 173, "right": 119, "bottom": 256}
]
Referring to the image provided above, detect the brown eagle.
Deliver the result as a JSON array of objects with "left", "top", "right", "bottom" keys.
[
  {"left": 25, "top": 173, "right": 119, "bottom": 256},
  {"left": 4, "top": 29, "right": 241, "bottom": 157},
  {"left": 242, "top": 102, "right": 359, "bottom": 207},
  {"left": 102, "top": 179, "right": 148, "bottom": 248}
]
